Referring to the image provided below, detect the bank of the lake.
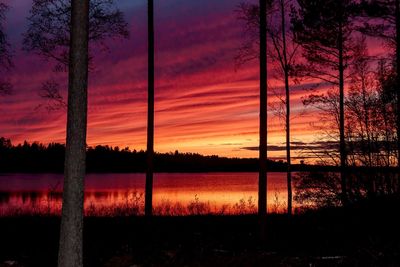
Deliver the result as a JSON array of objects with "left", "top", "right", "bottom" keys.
[{"left": 1, "top": 196, "right": 399, "bottom": 267}]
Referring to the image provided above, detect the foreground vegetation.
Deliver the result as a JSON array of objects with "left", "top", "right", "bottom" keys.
[
  {"left": 0, "top": 195, "right": 399, "bottom": 267},
  {"left": 0, "top": 195, "right": 263, "bottom": 217}
]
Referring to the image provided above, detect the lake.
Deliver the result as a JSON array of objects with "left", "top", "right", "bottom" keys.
[{"left": 0, "top": 172, "right": 292, "bottom": 216}]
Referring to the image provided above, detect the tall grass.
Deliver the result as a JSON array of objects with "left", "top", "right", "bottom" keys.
[{"left": 0, "top": 193, "right": 276, "bottom": 217}]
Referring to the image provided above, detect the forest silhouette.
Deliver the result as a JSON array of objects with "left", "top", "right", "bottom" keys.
[
  {"left": 0, "top": 137, "right": 286, "bottom": 173},
  {"left": 1, "top": 0, "right": 400, "bottom": 266}
]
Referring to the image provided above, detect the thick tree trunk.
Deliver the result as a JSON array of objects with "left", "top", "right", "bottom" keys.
[
  {"left": 57, "top": 1, "right": 89, "bottom": 267},
  {"left": 280, "top": 0, "right": 292, "bottom": 216},
  {"left": 258, "top": 0, "right": 267, "bottom": 218},
  {"left": 145, "top": 0, "right": 155, "bottom": 216},
  {"left": 338, "top": 23, "right": 347, "bottom": 205}
]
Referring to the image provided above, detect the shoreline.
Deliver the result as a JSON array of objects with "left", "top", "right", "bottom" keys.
[{"left": 1, "top": 197, "right": 399, "bottom": 266}]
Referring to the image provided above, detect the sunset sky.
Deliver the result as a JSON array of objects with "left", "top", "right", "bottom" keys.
[{"left": 0, "top": 0, "right": 387, "bottom": 162}]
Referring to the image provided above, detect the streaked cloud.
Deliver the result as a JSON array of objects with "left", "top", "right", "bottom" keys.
[{"left": 0, "top": 0, "right": 387, "bottom": 162}]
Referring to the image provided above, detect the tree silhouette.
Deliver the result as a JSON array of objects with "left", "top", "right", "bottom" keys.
[
  {"left": 276, "top": 0, "right": 295, "bottom": 216},
  {"left": 292, "top": 0, "right": 359, "bottom": 205},
  {"left": 358, "top": 0, "right": 400, "bottom": 167},
  {"left": 345, "top": 37, "right": 386, "bottom": 168},
  {"left": 259, "top": 0, "right": 268, "bottom": 219},
  {"left": 237, "top": 0, "right": 299, "bottom": 215},
  {"left": 301, "top": 38, "right": 399, "bottom": 202},
  {"left": 347, "top": 38, "right": 376, "bottom": 167},
  {"left": 0, "top": 2, "right": 12, "bottom": 96},
  {"left": 57, "top": 0, "right": 89, "bottom": 266},
  {"left": 302, "top": 53, "right": 397, "bottom": 168},
  {"left": 23, "top": 0, "right": 128, "bottom": 110},
  {"left": 236, "top": 1, "right": 268, "bottom": 218},
  {"left": 375, "top": 59, "right": 398, "bottom": 166},
  {"left": 145, "top": 0, "right": 155, "bottom": 216}
]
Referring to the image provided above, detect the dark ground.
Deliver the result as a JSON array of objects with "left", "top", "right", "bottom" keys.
[{"left": 1, "top": 196, "right": 400, "bottom": 267}]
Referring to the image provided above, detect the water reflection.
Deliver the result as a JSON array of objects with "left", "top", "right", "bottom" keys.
[{"left": 0, "top": 173, "right": 289, "bottom": 216}]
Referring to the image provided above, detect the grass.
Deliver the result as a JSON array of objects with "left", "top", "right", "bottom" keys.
[
  {"left": 0, "top": 194, "right": 268, "bottom": 217},
  {"left": 0, "top": 196, "right": 399, "bottom": 266}
]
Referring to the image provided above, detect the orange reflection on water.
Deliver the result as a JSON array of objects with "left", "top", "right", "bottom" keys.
[{"left": 0, "top": 173, "right": 290, "bottom": 216}]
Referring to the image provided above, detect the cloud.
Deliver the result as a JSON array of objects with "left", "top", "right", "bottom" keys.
[
  {"left": 0, "top": 0, "right": 390, "bottom": 160},
  {"left": 241, "top": 141, "right": 340, "bottom": 152}
]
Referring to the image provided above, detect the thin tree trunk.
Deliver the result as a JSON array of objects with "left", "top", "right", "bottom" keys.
[
  {"left": 362, "top": 80, "right": 375, "bottom": 197},
  {"left": 145, "top": 0, "right": 155, "bottom": 216},
  {"left": 280, "top": 0, "right": 292, "bottom": 216},
  {"left": 361, "top": 82, "right": 373, "bottom": 167},
  {"left": 58, "top": 1, "right": 89, "bottom": 266},
  {"left": 258, "top": 0, "right": 267, "bottom": 218},
  {"left": 338, "top": 22, "right": 347, "bottom": 205}
]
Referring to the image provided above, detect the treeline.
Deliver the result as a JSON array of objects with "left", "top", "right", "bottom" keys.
[{"left": 0, "top": 137, "right": 288, "bottom": 173}]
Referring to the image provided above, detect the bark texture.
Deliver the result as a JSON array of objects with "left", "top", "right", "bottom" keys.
[{"left": 58, "top": 1, "right": 89, "bottom": 266}]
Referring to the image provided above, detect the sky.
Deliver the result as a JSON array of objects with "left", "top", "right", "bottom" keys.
[{"left": 0, "top": 0, "right": 388, "bottom": 162}]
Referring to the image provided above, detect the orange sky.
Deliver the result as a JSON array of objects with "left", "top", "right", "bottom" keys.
[{"left": 0, "top": 0, "right": 388, "bottom": 163}]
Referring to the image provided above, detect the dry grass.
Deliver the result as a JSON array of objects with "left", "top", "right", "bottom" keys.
[{"left": 0, "top": 194, "right": 279, "bottom": 217}]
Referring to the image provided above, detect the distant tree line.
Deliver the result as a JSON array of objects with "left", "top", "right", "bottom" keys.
[{"left": 0, "top": 137, "right": 288, "bottom": 173}]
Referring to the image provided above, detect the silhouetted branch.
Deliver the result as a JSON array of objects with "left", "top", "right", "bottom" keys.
[
  {"left": 35, "top": 79, "right": 67, "bottom": 111},
  {"left": 22, "top": 0, "right": 129, "bottom": 110},
  {"left": 23, "top": 0, "right": 129, "bottom": 71},
  {"left": 0, "top": 2, "right": 13, "bottom": 96}
]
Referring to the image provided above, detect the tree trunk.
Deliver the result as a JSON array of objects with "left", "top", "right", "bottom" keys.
[
  {"left": 338, "top": 23, "right": 347, "bottom": 205},
  {"left": 280, "top": 0, "right": 292, "bottom": 216},
  {"left": 258, "top": 0, "right": 267, "bottom": 218},
  {"left": 145, "top": 0, "right": 155, "bottom": 216},
  {"left": 58, "top": 1, "right": 89, "bottom": 266}
]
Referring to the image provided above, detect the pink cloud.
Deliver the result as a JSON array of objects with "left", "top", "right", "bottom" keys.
[{"left": 0, "top": 0, "right": 391, "bottom": 161}]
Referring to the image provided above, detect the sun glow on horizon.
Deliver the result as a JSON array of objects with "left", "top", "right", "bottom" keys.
[{"left": 0, "top": 0, "right": 389, "bottom": 164}]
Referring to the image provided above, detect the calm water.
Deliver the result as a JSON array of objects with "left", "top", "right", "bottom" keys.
[{"left": 0, "top": 173, "right": 291, "bottom": 216}]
